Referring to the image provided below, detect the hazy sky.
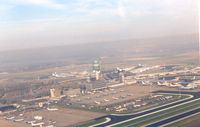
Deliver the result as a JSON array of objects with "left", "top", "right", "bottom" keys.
[{"left": 0, "top": 0, "right": 198, "bottom": 51}]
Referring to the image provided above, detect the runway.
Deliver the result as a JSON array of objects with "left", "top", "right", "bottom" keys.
[
  {"left": 92, "top": 91, "right": 200, "bottom": 127},
  {"left": 146, "top": 108, "right": 200, "bottom": 127}
]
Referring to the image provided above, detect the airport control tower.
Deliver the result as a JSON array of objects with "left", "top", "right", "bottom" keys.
[{"left": 93, "top": 60, "right": 100, "bottom": 80}]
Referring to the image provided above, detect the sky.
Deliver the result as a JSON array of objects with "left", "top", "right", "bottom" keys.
[{"left": 0, "top": 0, "right": 198, "bottom": 51}]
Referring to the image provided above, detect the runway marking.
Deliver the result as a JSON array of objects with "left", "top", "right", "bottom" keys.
[
  {"left": 107, "top": 95, "right": 198, "bottom": 127},
  {"left": 143, "top": 107, "right": 200, "bottom": 127},
  {"left": 159, "top": 112, "right": 200, "bottom": 127},
  {"left": 126, "top": 103, "right": 200, "bottom": 127},
  {"left": 112, "top": 94, "right": 192, "bottom": 116},
  {"left": 89, "top": 117, "right": 111, "bottom": 127}
]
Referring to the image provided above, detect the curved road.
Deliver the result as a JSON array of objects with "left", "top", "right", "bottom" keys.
[{"left": 93, "top": 90, "right": 200, "bottom": 127}]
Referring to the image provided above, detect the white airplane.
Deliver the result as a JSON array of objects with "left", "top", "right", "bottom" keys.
[
  {"left": 141, "top": 81, "right": 146, "bottom": 85},
  {"left": 134, "top": 105, "right": 141, "bottom": 108},
  {"left": 104, "top": 99, "right": 109, "bottom": 102},
  {"left": 169, "top": 83, "right": 181, "bottom": 87},
  {"left": 13, "top": 119, "right": 24, "bottom": 122},
  {"left": 31, "top": 122, "right": 45, "bottom": 127},
  {"left": 94, "top": 101, "right": 101, "bottom": 105},
  {"left": 26, "top": 120, "right": 36, "bottom": 124},
  {"left": 165, "top": 96, "right": 173, "bottom": 99},
  {"left": 52, "top": 72, "right": 66, "bottom": 78},
  {"left": 112, "top": 97, "right": 119, "bottom": 100},
  {"left": 180, "top": 84, "right": 197, "bottom": 90},
  {"left": 157, "top": 81, "right": 166, "bottom": 86},
  {"left": 47, "top": 108, "right": 58, "bottom": 111},
  {"left": 5, "top": 117, "right": 15, "bottom": 120}
]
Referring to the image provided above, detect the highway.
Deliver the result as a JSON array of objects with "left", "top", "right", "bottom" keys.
[{"left": 91, "top": 91, "right": 200, "bottom": 127}]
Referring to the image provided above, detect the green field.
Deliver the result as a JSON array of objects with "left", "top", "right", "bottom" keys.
[
  {"left": 113, "top": 99, "right": 200, "bottom": 127},
  {"left": 165, "top": 113, "right": 200, "bottom": 127}
]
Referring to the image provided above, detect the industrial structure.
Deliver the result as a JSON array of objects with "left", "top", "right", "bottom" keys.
[
  {"left": 50, "top": 88, "right": 60, "bottom": 98},
  {"left": 93, "top": 60, "right": 101, "bottom": 80}
]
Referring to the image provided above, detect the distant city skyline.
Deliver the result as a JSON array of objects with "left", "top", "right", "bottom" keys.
[{"left": 0, "top": 0, "right": 198, "bottom": 51}]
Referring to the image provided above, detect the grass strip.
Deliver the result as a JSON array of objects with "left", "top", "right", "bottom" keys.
[
  {"left": 133, "top": 103, "right": 199, "bottom": 127},
  {"left": 113, "top": 100, "right": 200, "bottom": 127},
  {"left": 164, "top": 113, "right": 200, "bottom": 127}
]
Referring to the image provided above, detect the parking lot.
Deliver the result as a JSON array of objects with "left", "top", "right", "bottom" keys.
[{"left": 65, "top": 84, "right": 177, "bottom": 113}]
